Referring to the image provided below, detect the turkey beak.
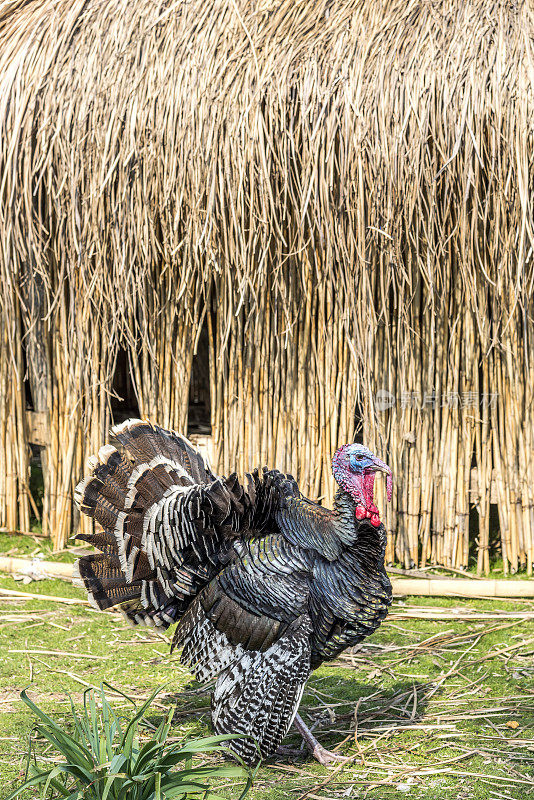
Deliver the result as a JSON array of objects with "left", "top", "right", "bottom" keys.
[{"left": 372, "top": 457, "right": 392, "bottom": 503}]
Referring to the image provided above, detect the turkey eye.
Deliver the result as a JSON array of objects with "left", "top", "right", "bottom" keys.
[{"left": 349, "top": 454, "right": 364, "bottom": 471}]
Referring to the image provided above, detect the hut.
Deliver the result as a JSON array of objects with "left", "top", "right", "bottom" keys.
[{"left": 0, "top": 0, "right": 533, "bottom": 573}]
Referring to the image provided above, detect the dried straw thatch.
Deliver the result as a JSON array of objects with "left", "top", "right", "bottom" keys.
[{"left": 0, "top": 0, "right": 533, "bottom": 572}]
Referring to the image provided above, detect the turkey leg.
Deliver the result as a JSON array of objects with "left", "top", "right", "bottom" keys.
[{"left": 292, "top": 713, "right": 349, "bottom": 766}]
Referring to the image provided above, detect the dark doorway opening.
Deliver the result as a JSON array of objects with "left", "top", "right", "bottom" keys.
[
  {"left": 188, "top": 322, "right": 211, "bottom": 436},
  {"left": 111, "top": 348, "right": 140, "bottom": 425},
  {"left": 29, "top": 444, "right": 45, "bottom": 533}
]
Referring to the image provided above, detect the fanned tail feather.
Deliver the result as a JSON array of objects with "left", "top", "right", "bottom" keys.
[
  {"left": 73, "top": 419, "right": 214, "bottom": 626},
  {"left": 111, "top": 419, "right": 213, "bottom": 484}
]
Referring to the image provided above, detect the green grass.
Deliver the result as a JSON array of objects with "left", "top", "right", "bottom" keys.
[
  {"left": 0, "top": 534, "right": 78, "bottom": 563},
  {"left": 0, "top": 572, "right": 533, "bottom": 799}
]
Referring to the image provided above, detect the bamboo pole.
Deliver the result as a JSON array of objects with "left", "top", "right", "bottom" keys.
[{"left": 4, "top": 556, "right": 534, "bottom": 599}]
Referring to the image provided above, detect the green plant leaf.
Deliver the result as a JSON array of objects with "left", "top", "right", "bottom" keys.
[
  {"left": 35, "top": 725, "right": 95, "bottom": 774},
  {"left": 21, "top": 690, "right": 95, "bottom": 768},
  {"left": 5, "top": 769, "right": 59, "bottom": 800},
  {"left": 43, "top": 764, "right": 69, "bottom": 797},
  {"left": 177, "top": 734, "right": 250, "bottom": 751},
  {"left": 119, "top": 685, "right": 166, "bottom": 753}
]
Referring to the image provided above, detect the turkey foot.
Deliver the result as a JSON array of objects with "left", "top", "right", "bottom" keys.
[
  {"left": 311, "top": 744, "right": 350, "bottom": 767},
  {"left": 293, "top": 713, "right": 349, "bottom": 766},
  {"left": 274, "top": 745, "right": 306, "bottom": 758}
]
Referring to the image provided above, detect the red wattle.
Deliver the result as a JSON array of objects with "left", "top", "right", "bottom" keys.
[
  {"left": 370, "top": 513, "right": 380, "bottom": 527},
  {"left": 355, "top": 504, "right": 366, "bottom": 520},
  {"left": 363, "top": 470, "right": 376, "bottom": 508}
]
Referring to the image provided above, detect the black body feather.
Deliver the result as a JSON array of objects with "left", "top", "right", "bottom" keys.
[{"left": 74, "top": 420, "right": 391, "bottom": 762}]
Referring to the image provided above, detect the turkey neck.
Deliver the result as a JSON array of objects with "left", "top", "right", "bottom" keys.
[{"left": 332, "top": 489, "right": 387, "bottom": 565}]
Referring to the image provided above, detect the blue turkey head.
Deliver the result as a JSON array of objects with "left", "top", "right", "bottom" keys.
[{"left": 331, "top": 443, "right": 392, "bottom": 527}]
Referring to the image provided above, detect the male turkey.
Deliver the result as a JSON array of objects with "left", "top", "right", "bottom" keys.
[{"left": 74, "top": 420, "right": 392, "bottom": 765}]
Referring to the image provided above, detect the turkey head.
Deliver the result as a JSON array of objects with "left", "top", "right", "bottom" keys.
[{"left": 332, "top": 443, "right": 392, "bottom": 527}]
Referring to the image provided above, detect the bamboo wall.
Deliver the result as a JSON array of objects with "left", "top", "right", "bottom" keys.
[{"left": 0, "top": 0, "right": 533, "bottom": 572}]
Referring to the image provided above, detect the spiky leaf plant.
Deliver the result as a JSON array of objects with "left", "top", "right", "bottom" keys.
[{"left": 9, "top": 684, "right": 253, "bottom": 800}]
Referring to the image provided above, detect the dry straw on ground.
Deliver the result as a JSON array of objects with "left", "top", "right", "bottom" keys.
[{"left": 0, "top": 0, "right": 533, "bottom": 571}]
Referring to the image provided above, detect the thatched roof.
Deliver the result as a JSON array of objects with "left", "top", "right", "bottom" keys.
[
  {"left": 0, "top": 0, "right": 533, "bottom": 569},
  {"left": 3, "top": 0, "right": 532, "bottom": 310}
]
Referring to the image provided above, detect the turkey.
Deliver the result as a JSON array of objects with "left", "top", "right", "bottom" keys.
[{"left": 73, "top": 419, "right": 392, "bottom": 765}]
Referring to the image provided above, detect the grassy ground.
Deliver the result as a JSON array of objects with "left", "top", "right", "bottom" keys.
[
  {"left": 0, "top": 533, "right": 79, "bottom": 563},
  {"left": 0, "top": 552, "right": 533, "bottom": 799}
]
